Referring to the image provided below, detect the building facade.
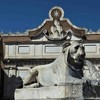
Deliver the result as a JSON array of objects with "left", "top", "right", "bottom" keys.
[{"left": 1, "top": 6, "right": 100, "bottom": 100}]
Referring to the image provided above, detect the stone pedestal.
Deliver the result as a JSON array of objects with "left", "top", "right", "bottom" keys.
[{"left": 15, "top": 84, "right": 83, "bottom": 100}]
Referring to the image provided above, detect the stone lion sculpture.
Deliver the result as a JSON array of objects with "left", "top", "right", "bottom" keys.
[{"left": 23, "top": 41, "right": 100, "bottom": 88}]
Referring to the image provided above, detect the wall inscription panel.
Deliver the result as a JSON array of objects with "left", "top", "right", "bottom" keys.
[
  {"left": 85, "top": 45, "right": 97, "bottom": 53},
  {"left": 84, "top": 43, "right": 99, "bottom": 58},
  {"left": 45, "top": 46, "right": 62, "bottom": 53},
  {"left": 15, "top": 45, "right": 35, "bottom": 58},
  {"left": 42, "top": 44, "right": 62, "bottom": 58},
  {"left": 18, "top": 46, "right": 30, "bottom": 54}
]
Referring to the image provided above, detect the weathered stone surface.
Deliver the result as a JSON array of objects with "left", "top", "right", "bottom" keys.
[
  {"left": 15, "top": 41, "right": 100, "bottom": 100},
  {"left": 15, "top": 84, "right": 83, "bottom": 100},
  {"left": 23, "top": 41, "right": 100, "bottom": 88}
]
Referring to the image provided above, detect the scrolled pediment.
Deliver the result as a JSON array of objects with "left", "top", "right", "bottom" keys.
[{"left": 28, "top": 6, "right": 86, "bottom": 41}]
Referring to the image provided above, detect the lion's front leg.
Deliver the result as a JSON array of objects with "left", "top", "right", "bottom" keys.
[{"left": 23, "top": 68, "right": 38, "bottom": 86}]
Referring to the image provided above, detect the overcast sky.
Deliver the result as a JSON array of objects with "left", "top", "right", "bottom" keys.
[{"left": 0, "top": 0, "right": 100, "bottom": 33}]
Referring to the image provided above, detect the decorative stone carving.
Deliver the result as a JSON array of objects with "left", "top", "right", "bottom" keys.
[
  {"left": 50, "top": 20, "right": 63, "bottom": 38},
  {"left": 28, "top": 6, "right": 86, "bottom": 41},
  {"left": 44, "top": 7, "right": 80, "bottom": 41},
  {"left": 23, "top": 41, "right": 100, "bottom": 88},
  {"left": 43, "top": 7, "right": 69, "bottom": 40}
]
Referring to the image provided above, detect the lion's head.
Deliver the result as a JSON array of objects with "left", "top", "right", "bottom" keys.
[{"left": 63, "top": 41, "right": 85, "bottom": 70}]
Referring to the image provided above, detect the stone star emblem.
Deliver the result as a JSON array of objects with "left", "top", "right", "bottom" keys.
[{"left": 54, "top": 10, "right": 59, "bottom": 17}]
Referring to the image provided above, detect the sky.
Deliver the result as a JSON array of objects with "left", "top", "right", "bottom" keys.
[{"left": 0, "top": 0, "right": 100, "bottom": 33}]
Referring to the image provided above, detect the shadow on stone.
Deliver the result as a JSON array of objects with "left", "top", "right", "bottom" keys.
[
  {"left": 2, "top": 69, "right": 23, "bottom": 100},
  {"left": 83, "top": 80, "right": 100, "bottom": 99}
]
